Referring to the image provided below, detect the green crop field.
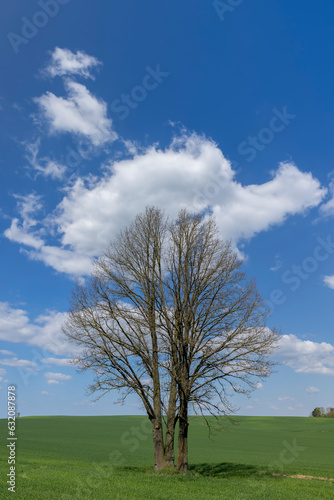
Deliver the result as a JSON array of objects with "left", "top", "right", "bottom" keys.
[{"left": 0, "top": 415, "right": 333, "bottom": 499}]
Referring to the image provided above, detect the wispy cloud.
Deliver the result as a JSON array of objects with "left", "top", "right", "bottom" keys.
[
  {"left": 42, "top": 358, "right": 73, "bottom": 366},
  {"left": 24, "top": 139, "right": 66, "bottom": 179},
  {"left": 270, "top": 254, "right": 282, "bottom": 272},
  {"left": 0, "top": 357, "right": 37, "bottom": 368},
  {"left": 306, "top": 386, "right": 320, "bottom": 393},
  {"left": 44, "top": 372, "right": 72, "bottom": 385},
  {"left": 0, "top": 302, "right": 73, "bottom": 355},
  {"left": 323, "top": 275, "right": 334, "bottom": 290}
]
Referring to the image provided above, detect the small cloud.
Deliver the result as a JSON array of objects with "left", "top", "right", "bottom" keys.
[
  {"left": 245, "top": 405, "right": 254, "bottom": 409},
  {"left": 306, "top": 386, "right": 320, "bottom": 394},
  {"left": 319, "top": 180, "right": 334, "bottom": 217},
  {"left": 270, "top": 254, "right": 282, "bottom": 272},
  {"left": 42, "top": 358, "right": 73, "bottom": 366},
  {"left": 0, "top": 350, "right": 16, "bottom": 356},
  {"left": 255, "top": 382, "right": 263, "bottom": 389},
  {"left": 0, "top": 357, "right": 37, "bottom": 368},
  {"left": 13, "top": 102, "right": 23, "bottom": 111},
  {"left": 47, "top": 380, "right": 59, "bottom": 385},
  {"left": 269, "top": 404, "right": 278, "bottom": 410},
  {"left": 140, "top": 378, "right": 153, "bottom": 386},
  {"left": 74, "top": 399, "right": 96, "bottom": 406},
  {"left": 278, "top": 396, "right": 294, "bottom": 401},
  {"left": 41, "top": 391, "right": 48, "bottom": 396},
  {"left": 33, "top": 80, "right": 117, "bottom": 147},
  {"left": 45, "top": 372, "right": 72, "bottom": 381},
  {"left": 43, "top": 47, "right": 102, "bottom": 79},
  {"left": 323, "top": 276, "right": 334, "bottom": 290},
  {"left": 287, "top": 406, "right": 294, "bottom": 411}
]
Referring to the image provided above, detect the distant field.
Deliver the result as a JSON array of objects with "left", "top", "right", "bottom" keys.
[{"left": 0, "top": 415, "right": 333, "bottom": 499}]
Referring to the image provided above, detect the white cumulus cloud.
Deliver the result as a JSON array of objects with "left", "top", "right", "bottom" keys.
[
  {"left": 4, "top": 134, "right": 326, "bottom": 276},
  {"left": 277, "top": 334, "right": 334, "bottom": 375},
  {"left": 43, "top": 47, "right": 102, "bottom": 79},
  {"left": 34, "top": 80, "right": 117, "bottom": 146}
]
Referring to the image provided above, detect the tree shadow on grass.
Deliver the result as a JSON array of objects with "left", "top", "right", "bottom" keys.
[
  {"left": 118, "top": 462, "right": 266, "bottom": 478},
  {"left": 190, "top": 462, "right": 263, "bottom": 478}
]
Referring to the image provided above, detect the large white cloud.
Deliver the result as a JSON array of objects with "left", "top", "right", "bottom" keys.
[
  {"left": 4, "top": 134, "right": 326, "bottom": 276},
  {"left": 43, "top": 47, "right": 102, "bottom": 79},
  {"left": 277, "top": 334, "right": 334, "bottom": 375},
  {"left": 34, "top": 80, "right": 117, "bottom": 146}
]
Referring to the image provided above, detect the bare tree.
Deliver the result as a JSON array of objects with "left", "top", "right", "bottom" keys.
[
  {"left": 165, "top": 210, "right": 280, "bottom": 470},
  {"left": 63, "top": 207, "right": 177, "bottom": 469},
  {"left": 63, "top": 206, "right": 280, "bottom": 471}
]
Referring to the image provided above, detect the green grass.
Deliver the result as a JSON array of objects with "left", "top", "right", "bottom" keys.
[{"left": 0, "top": 415, "right": 333, "bottom": 499}]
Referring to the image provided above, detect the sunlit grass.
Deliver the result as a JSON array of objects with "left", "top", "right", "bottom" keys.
[{"left": 0, "top": 415, "right": 333, "bottom": 499}]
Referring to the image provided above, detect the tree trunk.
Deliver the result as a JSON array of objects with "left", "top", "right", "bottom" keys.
[
  {"left": 177, "top": 401, "right": 189, "bottom": 471},
  {"left": 164, "top": 375, "right": 177, "bottom": 467},
  {"left": 152, "top": 417, "right": 166, "bottom": 470}
]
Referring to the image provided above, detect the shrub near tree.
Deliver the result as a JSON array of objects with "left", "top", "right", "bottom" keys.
[{"left": 63, "top": 206, "right": 280, "bottom": 471}]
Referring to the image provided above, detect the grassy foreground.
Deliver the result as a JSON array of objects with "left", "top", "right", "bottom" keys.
[{"left": 0, "top": 415, "right": 333, "bottom": 499}]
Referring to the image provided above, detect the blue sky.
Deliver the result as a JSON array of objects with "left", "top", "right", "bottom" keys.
[{"left": 1, "top": 0, "right": 334, "bottom": 418}]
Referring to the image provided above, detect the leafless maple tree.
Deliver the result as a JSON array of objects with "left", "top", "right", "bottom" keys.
[{"left": 63, "top": 206, "right": 280, "bottom": 471}]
